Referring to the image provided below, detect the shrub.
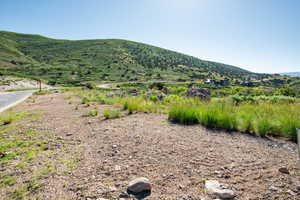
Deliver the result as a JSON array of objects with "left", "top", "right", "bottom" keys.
[
  {"left": 238, "top": 112, "right": 255, "bottom": 133},
  {"left": 198, "top": 110, "right": 218, "bottom": 128},
  {"left": 278, "top": 117, "right": 299, "bottom": 142},
  {"left": 123, "top": 99, "right": 140, "bottom": 114},
  {"left": 168, "top": 104, "right": 199, "bottom": 125},
  {"left": 87, "top": 109, "right": 98, "bottom": 117},
  {"left": 81, "top": 97, "right": 89, "bottom": 104},
  {"left": 103, "top": 109, "right": 121, "bottom": 119},
  {"left": 256, "top": 118, "right": 273, "bottom": 137},
  {"left": 85, "top": 82, "right": 97, "bottom": 89},
  {"left": 149, "top": 82, "right": 164, "bottom": 90},
  {"left": 168, "top": 100, "right": 300, "bottom": 141}
]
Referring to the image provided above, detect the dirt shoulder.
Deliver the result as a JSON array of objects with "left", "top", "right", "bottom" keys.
[{"left": 0, "top": 93, "right": 299, "bottom": 200}]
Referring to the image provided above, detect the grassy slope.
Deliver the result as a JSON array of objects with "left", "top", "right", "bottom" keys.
[{"left": 0, "top": 30, "right": 257, "bottom": 85}]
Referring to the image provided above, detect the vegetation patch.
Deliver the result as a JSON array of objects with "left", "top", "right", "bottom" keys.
[
  {"left": 103, "top": 108, "right": 121, "bottom": 119},
  {"left": 72, "top": 86, "right": 300, "bottom": 142},
  {"left": 0, "top": 109, "right": 81, "bottom": 199},
  {"left": 87, "top": 109, "right": 98, "bottom": 117},
  {"left": 169, "top": 101, "right": 300, "bottom": 141}
]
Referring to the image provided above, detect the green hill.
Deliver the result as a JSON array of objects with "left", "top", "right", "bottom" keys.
[{"left": 0, "top": 30, "right": 258, "bottom": 85}]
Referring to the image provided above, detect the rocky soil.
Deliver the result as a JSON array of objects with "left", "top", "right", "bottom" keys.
[{"left": 2, "top": 93, "right": 300, "bottom": 199}]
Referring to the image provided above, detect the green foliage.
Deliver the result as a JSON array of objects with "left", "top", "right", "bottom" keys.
[
  {"left": 168, "top": 105, "right": 199, "bottom": 125},
  {"left": 87, "top": 109, "right": 98, "bottom": 117},
  {"left": 103, "top": 108, "right": 121, "bottom": 119},
  {"left": 0, "top": 111, "right": 29, "bottom": 126},
  {"left": 85, "top": 82, "right": 97, "bottom": 89},
  {"left": 74, "top": 88, "right": 300, "bottom": 141},
  {"left": 149, "top": 82, "right": 165, "bottom": 90},
  {"left": 169, "top": 101, "right": 300, "bottom": 140},
  {"left": 0, "top": 30, "right": 256, "bottom": 85},
  {"left": 0, "top": 175, "right": 17, "bottom": 186},
  {"left": 230, "top": 95, "right": 297, "bottom": 105}
]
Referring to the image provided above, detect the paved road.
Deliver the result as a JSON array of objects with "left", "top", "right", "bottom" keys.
[{"left": 0, "top": 90, "right": 36, "bottom": 113}]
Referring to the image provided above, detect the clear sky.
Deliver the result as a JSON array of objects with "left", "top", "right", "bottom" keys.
[{"left": 1, "top": 0, "right": 299, "bottom": 73}]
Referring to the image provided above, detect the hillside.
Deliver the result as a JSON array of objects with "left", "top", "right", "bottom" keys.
[{"left": 0, "top": 30, "right": 258, "bottom": 85}]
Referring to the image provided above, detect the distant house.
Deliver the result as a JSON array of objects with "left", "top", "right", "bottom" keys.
[
  {"left": 205, "top": 79, "right": 211, "bottom": 84},
  {"left": 205, "top": 79, "right": 229, "bottom": 86}
]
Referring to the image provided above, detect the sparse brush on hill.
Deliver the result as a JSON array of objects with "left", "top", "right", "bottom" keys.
[{"left": 0, "top": 30, "right": 262, "bottom": 85}]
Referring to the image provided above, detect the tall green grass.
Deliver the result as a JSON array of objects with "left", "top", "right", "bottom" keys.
[
  {"left": 74, "top": 90, "right": 300, "bottom": 141},
  {"left": 168, "top": 101, "right": 300, "bottom": 141}
]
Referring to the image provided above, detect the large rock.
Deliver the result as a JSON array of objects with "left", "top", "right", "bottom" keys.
[
  {"left": 127, "top": 177, "right": 152, "bottom": 194},
  {"left": 187, "top": 86, "right": 210, "bottom": 101},
  {"left": 205, "top": 180, "right": 236, "bottom": 199}
]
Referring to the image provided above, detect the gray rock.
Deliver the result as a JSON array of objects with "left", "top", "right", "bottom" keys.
[
  {"left": 119, "top": 192, "right": 130, "bottom": 198},
  {"left": 278, "top": 167, "right": 290, "bottom": 174},
  {"left": 127, "top": 177, "right": 151, "bottom": 194},
  {"left": 187, "top": 86, "right": 211, "bottom": 101},
  {"left": 205, "top": 180, "right": 236, "bottom": 199}
]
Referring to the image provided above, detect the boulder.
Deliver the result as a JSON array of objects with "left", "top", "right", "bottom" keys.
[
  {"left": 127, "top": 177, "right": 151, "bottom": 194},
  {"left": 187, "top": 86, "right": 210, "bottom": 101},
  {"left": 205, "top": 180, "right": 236, "bottom": 199}
]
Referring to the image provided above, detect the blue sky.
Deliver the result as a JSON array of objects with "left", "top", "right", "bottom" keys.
[{"left": 1, "top": 0, "right": 299, "bottom": 73}]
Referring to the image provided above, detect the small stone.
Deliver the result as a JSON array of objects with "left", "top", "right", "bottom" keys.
[
  {"left": 278, "top": 167, "right": 290, "bottom": 174},
  {"left": 205, "top": 180, "right": 236, "bottom": 199},
  {"left": 115, "top": 165, "right": 121, "bottom": 171},
  {"left": 269, "top": 186, "right": 279, "bottom": 191},
  {"left": 127, "top": 177, "right": 152, "bottom": 194},
  {"left": 119, "top": 192, "right": 130, "bottom": 198},
  {"left": 108, "top": 186, "right": 117, "bottom": 192},
  {"left": 96, "top": 189, "right": 105, "bottom": 194},
  {"left": 286, "top": 189, "right": 296, "bottom": 196}
]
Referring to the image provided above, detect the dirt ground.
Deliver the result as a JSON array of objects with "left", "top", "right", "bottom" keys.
[{"left": 2, "top": 93, "right": 300, "bottom": 200}]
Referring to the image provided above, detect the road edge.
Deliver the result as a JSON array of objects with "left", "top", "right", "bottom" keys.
[{"left": 0, "top": 91, "right": 36, "bottom": 113}]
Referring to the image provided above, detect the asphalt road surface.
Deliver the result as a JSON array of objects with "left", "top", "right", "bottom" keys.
[{"left": 0, "top": 90, "right": 36, "bottom": 113}]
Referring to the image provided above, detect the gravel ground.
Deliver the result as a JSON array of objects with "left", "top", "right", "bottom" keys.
[{"left": 5, "top": 93, "right": 300, "bottom": 200}]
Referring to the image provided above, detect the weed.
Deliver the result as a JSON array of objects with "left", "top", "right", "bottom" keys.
[
  {"left": 103, "top": 108, "right": 121, "bottom": 119},
  {"left": 1, "top": 175, "right": 17, "bottom": 186},
  {"left": 168, "top": 104, "right": 199, "bottom": 125},
  {"left": 87, "top": 109, "right": 98, "bottom": 117}
]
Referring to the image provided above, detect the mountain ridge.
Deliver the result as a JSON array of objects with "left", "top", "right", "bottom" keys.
[
  {"left": 0, "top": 30, "right": 262, "bottom": 85},
  {"left": 280, "top": 72, "right": 300, "bottom": 77}
]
